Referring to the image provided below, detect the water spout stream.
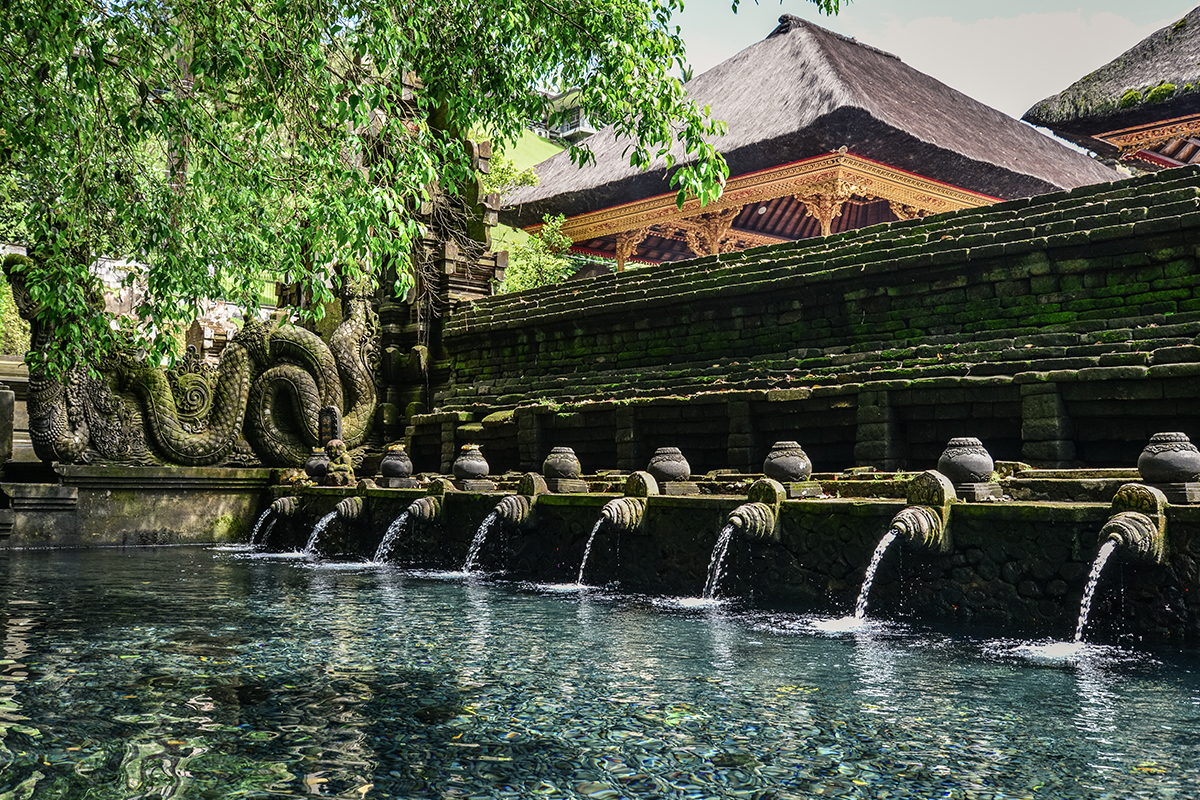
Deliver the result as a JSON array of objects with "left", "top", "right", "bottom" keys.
[
  {"left": 854, "top": 529, "right": 899, "bottom": 619},
  {"left": 373, "top": 511, "right": 411, "bottom": 563},
  {"left": 1075, "top": 539, "right": 1118, "bottom": 642},
  {"left": 575, "top": 519, "right": 605, "bottom": 585},
  {"left": 702, "top": 523, "right": 737, "bottom": 600},
  {"left": 248, "top": 508, "right": 273, "bottom": 547},
  {"left": 463, "top": 512, "right": 499, "bottom": 573},
  {"left": 305, "top": 511, "right": 338, "bottom": 555}
]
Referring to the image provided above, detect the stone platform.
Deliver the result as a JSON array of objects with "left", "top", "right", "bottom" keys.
[{"left": 0, "top": 463, "right": 274, "bottom": 547}]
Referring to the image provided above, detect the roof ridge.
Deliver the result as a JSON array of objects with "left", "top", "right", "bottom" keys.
[{"left": 771, "top": 14, "right": 901, "bottom": 62}]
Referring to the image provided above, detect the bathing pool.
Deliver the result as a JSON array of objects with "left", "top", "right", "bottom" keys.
[{"left": 0, "top": 546, "right": 1197, "bottom": 799}]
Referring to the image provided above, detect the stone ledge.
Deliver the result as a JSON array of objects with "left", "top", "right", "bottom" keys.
[{"left": 54, "top": 465, "right": 274, "bottom": 491}]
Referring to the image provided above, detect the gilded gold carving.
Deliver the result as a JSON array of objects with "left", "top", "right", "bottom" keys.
[
  {"left": 614, "top": 228, "right": 651, "bottom": 271},
  {"left": 528, "top": 153, "right": 997, "bottom": 244},
  {"left": 795, "top": 178, "right": 860, "bottom": 236},
  {"left": 672, "top": 207, "right": 743, "bottom": 257},
  {"left": 1099, "top": 114, "right": 1200, "bottom": 154},
  {"left": 888, "top": 200, "right": 927, "bottom": 221}
]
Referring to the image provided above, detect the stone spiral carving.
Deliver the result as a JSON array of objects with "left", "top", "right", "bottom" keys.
[
  {"left": 336, "top": 496, "right": 364, "bottom": 521},
  {"left": 1100, "top": 511, "right": 1165, "bottom": 564},
  {"left": 270, "top": 496, "right": 299, "bottom": 517},
  {"left": 494, "top": 494, "right": 533, "bottom": 526},
  {"left": 1102, "top": 483, "right": 1169, "bottom": 565},
  {"left": 601, "top": 497, "right": 646, "bottom": 532},
  {"left": 729, "top": 502, "right": 776, "bottom": 540},
  {"left": 889, "top": 505, "right": 946, "bottom": 550},
  {"left": 407, "top": 495, "right": 442, "bottom": 523},
  {"left": 5, "top": 255, "right": 379, "bottom": 468}
]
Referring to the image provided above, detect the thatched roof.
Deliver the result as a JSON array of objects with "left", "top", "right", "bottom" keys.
[
  {"left": 1023, "top": 7, "right": 1200, "bottom": 152},
  {"left": 504, "top": 15, "right": 1117, "bottom": 228}
]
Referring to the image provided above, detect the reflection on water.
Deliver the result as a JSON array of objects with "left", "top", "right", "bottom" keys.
[{"left": 0, "top": 546, "right": 1197, "bottom": 798}]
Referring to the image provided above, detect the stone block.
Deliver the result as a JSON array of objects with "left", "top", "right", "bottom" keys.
[
  {"left": 1022, "top": 440, "right": 1076, "bottom": 462},
  {"left": 1022, "top": 417, "right": 1074, "bottom": 441}
]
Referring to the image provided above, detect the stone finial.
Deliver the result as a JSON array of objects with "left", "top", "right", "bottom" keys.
[
  {"left": 647, "top": 447, "right": 690, "bottom": 483},
  {"left": 937, "top": 437, "right": 995, "bottom": 484},
  {"left": 763, "top": 441, "right": 812, "bottom": 482},
  {"left": 543, "top": 447, "right": 582, "bottom": 479},
  {"left": 453, "top": 444, "right": 489, "bottom": 479},
  {"left": 1138, "top": 432, "right": 1200, "bottom": 483},
  {"left": 937, "top": 437, "right": 1001, "bottom": 501}
]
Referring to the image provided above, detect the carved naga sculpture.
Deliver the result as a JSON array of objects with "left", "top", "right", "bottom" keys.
[{"left": 3, "top": 254, "right": 379, "bottom": 468}]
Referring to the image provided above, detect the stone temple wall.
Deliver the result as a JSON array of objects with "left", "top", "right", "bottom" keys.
[{"left": 408, "top": 166, "right": 1200, "bottom": 476}]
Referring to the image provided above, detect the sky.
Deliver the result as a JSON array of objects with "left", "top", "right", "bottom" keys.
[{"left": 675, "top": 1, "right": 1194, "bottom": 119}]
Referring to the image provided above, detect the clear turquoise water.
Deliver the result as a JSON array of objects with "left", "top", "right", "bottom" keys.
[{"left": 1, "top": 546, "right": 1198, "bottom": 799}]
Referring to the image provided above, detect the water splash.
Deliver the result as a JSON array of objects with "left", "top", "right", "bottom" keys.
[
  {"left": 702, "top": 523, "right": 736, "bottom": 600},
  {"left": 463, "top": 512, "right": 499, "bottom": 573},
  {"left": 304, "top": 511, "right": 338, "bottom": 556},
  {"left": 575, "top": 519, "right": 605, "bottom": 585},
  {"left": 248, "top": 508, "right": 273, "bottom": 547},
  {"left": 854, "top": 528, "right": 899, "bottom": 619},
  {"left": 373, "top": 511, "right": 410, "bottom": 563},
  {"left": 1075, "top": 538, "right": 1118, "bottom": 642}
]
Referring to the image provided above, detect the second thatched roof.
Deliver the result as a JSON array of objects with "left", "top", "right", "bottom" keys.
[
  {"left": 1023, "top": 6, "right": 1200, "bottom": 152},
  {"left": 504, "top": 15, "right": 1117, "bottom": 229}
]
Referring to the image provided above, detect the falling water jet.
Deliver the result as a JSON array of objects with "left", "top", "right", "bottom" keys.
[
  {"left": 853, "top": 470, "right": 955, "bottom": 619},
  {"left": 1073, "top": 483, "right": 1169, "bottom": 642},
  {"left": 575, "top": 519, "right": 606, "bottom": 585},
  {"left": 462, "top": 512, "right": 499, "bottom": 573},
  {"left": 1074, "top": 539, "right": 1118, "bottom": 642},
  {"left": 373, "top": 511, "right": 410, "bottom": 562},
  {"left": 702, "top": 523, "right": 737, "bottom": 600},
  {"left": 304, "top": 511, "right": 338, "bottom": 555},
  {"left": 854, "top": 528, "right": 899, "bottom": 619},
  {"left": 248, "top": 508, "right": 273, "bottom": 547},
  {"left": 708, "top": 479, "right": 786, "bottom": 599}
]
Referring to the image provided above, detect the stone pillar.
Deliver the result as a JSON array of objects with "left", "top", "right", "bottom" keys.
[
  {"left": 726, "top": 400, "right": 755, "bottom": 473},
  {"left": 616, "top": 406, "right": 638, "bottom": 472},
  {"left": 0, "top": 381, "right": 13, "bottom": 466},
  {"left": 440, "top": 419, "right": 458, "bottom": 474},
  {"left": 516, "top": 406, "right": 545, "bottom": 471},
  {"left": 854, "top": 390, "right": 903, "bottom": 470},
  {"left": 1021, "top": 383, "right": 1075, "bottom": 467}
]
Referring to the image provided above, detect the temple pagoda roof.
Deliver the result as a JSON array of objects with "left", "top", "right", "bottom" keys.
[
  {"left": 1023, "top": 7, "right": 1200, "bottom": 167},
  {"left": 504, "top": 15, "right": 1116, "bottom": 233}
]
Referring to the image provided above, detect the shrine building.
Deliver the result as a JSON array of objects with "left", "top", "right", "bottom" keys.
[{"left": 503, "top": 15, "right": 1118, "bottom": 270}]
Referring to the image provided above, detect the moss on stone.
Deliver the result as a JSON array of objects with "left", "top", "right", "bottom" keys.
[{"left": 1120, "top": 88, "right": 1142, "bottom": 108}]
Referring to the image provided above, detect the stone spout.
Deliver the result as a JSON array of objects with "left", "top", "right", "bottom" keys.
[
  {"left": 729, "top": 478, "right": 786, "bottom": 542},
  {"left": 1100, "top": 512, "right": 1165, "bottom": 564},
  {"left": 270, "top": 496, "right": 299, "bottom": 517},
  {"left": 729, "top": 502, "right": 777, "bottom": 540},
  {"left": 601, "top": 497, "right": 646, "bottom": 532},
  {"left": 407, "top": 495, "right": 442, "bottom": 523},
  {"left": 1101, "top": 483, "right": 1169, "bottom": 565},
  {"left": 889, "top": 504, "right": 947, "bottom": 551},
  {"left": 336, "top": 496, "right": 364, "bottom": 521},
  {"left": 494, "top": 494, "right": 533, "bottom": 527}
]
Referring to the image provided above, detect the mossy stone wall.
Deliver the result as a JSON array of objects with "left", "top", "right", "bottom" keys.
[{"left": 412, "top": 168, "right": 1200, "bottom": 475}]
